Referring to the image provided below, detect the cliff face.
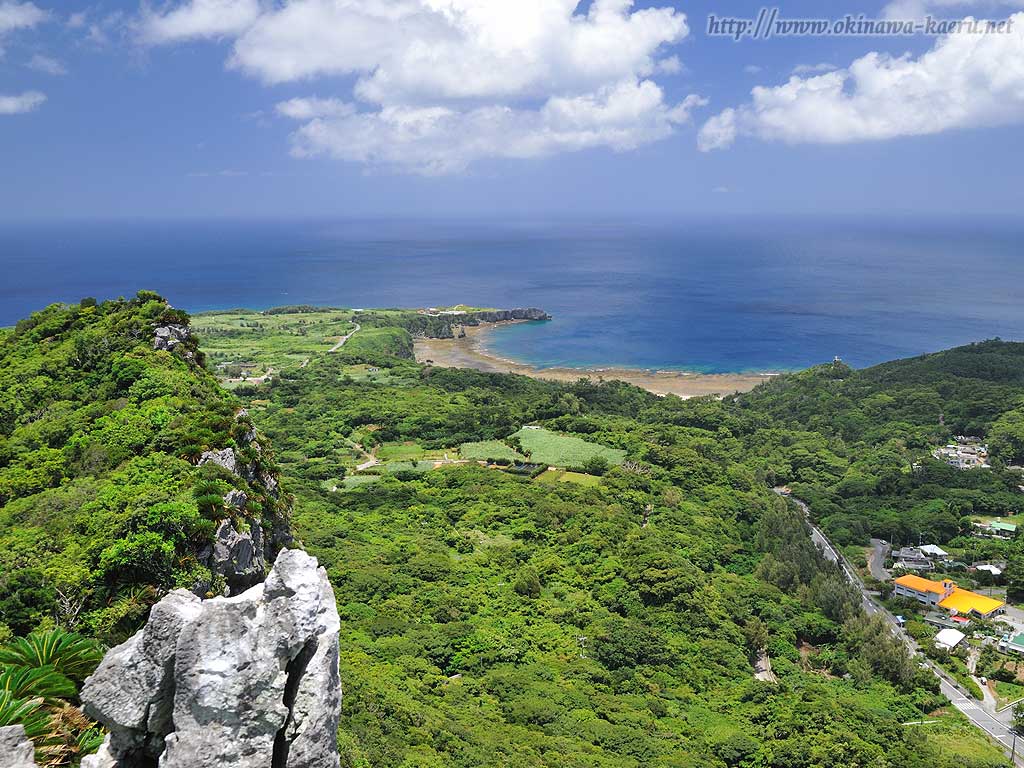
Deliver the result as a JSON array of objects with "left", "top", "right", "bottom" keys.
[
  {"left": 80, "top": 549, "right": 341, "bottom": 768},
  {"left": 418, "top": 307, "right": 551, "bottom": 338},
  {"left": 467, "top": 308, "right": 551, "bottom": 324}
]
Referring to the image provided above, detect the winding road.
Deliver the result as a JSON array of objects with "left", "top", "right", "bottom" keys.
[
  {"left": 868, "top": 537, "right": 891, "bottom": 582},
  {"left": 329, "top": 323, "right": 361, "bottom": 352},
  {"left": 774, "top": 489, "right": 1024, "bottom": 766}
]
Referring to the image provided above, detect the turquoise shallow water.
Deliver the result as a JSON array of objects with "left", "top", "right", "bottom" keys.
[{"left": 2, "top": 217, "right": 1022, "bottom": 373}]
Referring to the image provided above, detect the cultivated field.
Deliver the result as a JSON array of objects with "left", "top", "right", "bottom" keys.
[
  {"left": 191, "top": 308, "right": 357, "bottom": 379},
  {"left": 510, "top": 427, "right": 626, "bottom": 468},
  {"left": 459, "top": 440, "right": 526, "bottom": 462}
]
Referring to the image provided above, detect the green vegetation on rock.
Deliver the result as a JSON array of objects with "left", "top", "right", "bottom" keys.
[{"left": 0, "top": 294, "right": 289, "bottom": 644}]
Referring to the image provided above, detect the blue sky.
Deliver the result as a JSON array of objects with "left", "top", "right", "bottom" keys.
[{"left": 1, "top": 0, "right": 1022, "bottom": 219}]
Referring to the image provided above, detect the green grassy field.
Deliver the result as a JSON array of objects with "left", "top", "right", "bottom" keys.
[
  {"left": 341, "top": 475, "right": 381, "bottom": 490},
  {"left": 535, "top": 469, "right": 603, "bottom": 487},
  {"left": 459, "top": 440, "right": 525, "bottom": 462},
  {"left": 382, "top": 461, "right": 436, "bottom": 474},
  {"left": 915, "top": 709, "right": 1010, "bottom": 767},
  {"left": 510, "top": 427, "right": 626, "bottom": 468},
  {"left": 992, "top": 679, "right": 1024, "bottom": 708},
  {"left": 376, "top": 442, "right": 450, "bottom": 462},
  {"left": 191, "top": 308, "right": 357, "bottom": 378}
]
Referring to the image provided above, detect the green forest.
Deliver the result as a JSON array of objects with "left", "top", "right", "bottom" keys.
[{"left": 0, "top": 296, "right": 1019, "bottom": 767}]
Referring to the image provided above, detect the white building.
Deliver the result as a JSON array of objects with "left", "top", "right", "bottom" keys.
[
  {"left": 919, "top": 544, "right": 950, "bottom": 560},
  {"left": 934, "top": 628, "right": 966, "bottom": 651}
]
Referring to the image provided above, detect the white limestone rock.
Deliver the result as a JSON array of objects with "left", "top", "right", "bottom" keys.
[
  {"left": 211, "top": 517, "right": 265, "bottom": 591},
  {"left": 199, "top": 447, "right": 241, "bottom": 477},
  {"left": 0, "top": 726, "right": 36, "bottom": 768},
  {"left": 153, "top": 324, "right": 193, "bottom": 357},
  {"left": 80, "top": 550, "right": 341, "bottom": 768}
]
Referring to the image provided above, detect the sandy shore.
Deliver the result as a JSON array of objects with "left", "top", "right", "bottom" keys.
[{"left": 414, "top": 323, "right": 776, "bottom": 398}]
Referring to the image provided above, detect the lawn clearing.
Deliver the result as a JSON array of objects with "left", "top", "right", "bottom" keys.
[
  {"left": 459, "top": 440, "right": 525, "bottom": 462},
  {"left": 510, "top": 427, "right": 626, "bottom": 468},
  {"left": 383, "top": 461, "right": 436, "bottom": 474},
  {"left": 559, "top": 471, "right": 603, "bottom": 486},
  {"left": 992, "top": 679, "right": 1024, "bottom": 708},
  {"left": 377, "top": 442, "right": 449, "bottom": 462},
  {"left": 341, "top": 475, "right": 381, "bottom": 489}
]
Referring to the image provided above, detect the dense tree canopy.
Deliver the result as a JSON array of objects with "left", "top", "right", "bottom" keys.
[{"left": 0, "top": 302, "right": 1015, "bottom": 767}]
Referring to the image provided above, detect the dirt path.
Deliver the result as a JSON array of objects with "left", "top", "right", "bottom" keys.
[{"left": 329, "top": 323, "right": 361, "bottom": 352}]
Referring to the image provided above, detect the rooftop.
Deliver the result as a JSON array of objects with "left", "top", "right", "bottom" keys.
[
  {"left": 893, "top": 574, "right": 949, "bottom": 595},
  {"left": 934, "top": 627, "right": 966, "bottom": 649},
  {"left": 938, "top": 588, "right": 1004, "bottom": 617}
]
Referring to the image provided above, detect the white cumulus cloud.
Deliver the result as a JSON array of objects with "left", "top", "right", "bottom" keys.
[
  {"left": 275, "top": 96, "right": 355, "bottom": 120},
  {"left": 140, "top": 0, "right": 699, "bottom": 173},
  {"left": 0, "top": 90, "right": 45, "bottom": 114},
  {"left": 0, "top": 1, "right": 45, "bottom": 35},
  {"left": 140, "top": 0, "right": 261, "bottom": 43},
  {"left": 699, "top": 12, "right": 1024, "bottom": 151},
  {"left": 790, "top": 62, "right": 836, "bottom": 75},
  {"left": 283, "top": 82, "right": 705, "bottom": 175}
]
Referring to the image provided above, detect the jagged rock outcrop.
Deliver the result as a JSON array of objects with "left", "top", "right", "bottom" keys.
[
  {"left": 200, "top": 447, "right": 241, "bottom": 476},
  {"left": 195, "top": 410, "right": 292, "bottom": 594},
  {"left": 0, "top": 726, "right": 36, "bottom": 768},
  {"left": 211, "top": 517, "right": 265, "bottom": 588},
  {"left": 153, "top": 324, "right": 192, "bottom": 354},
  {"left": 81, "top": 549, "right": 341, "bottom": 768}
]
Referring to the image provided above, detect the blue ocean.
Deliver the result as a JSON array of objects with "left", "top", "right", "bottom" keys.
[{"left": 2, "top": 217, "right": 1022, "bottom": 373}]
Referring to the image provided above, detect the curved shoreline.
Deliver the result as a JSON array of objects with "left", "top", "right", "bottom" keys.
[{"left": 414, "top": 322, "right": 776, "bottom": 398}]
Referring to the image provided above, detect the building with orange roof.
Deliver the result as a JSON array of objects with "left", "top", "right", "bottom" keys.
[
  {"left": 892, "top": 574, "right": 1004, "bottom": 619},
  {"left": 938, "top": 588, "right": 1004, "bottom": 618}
]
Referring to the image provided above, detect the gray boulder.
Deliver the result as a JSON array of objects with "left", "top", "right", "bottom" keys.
[
  {"left": 224, "top": 488, "right": 248, "bottom": 509},
  {"left": 211, "top": 517, "right": 266, "bottom": 592},
  {"left": 0, "top": 726, "right": 36, "bottom": 768},
  {"left": 199, "top": 447, "right": 241, "bottom": 477},
  {"left": 153, "top": 324, "right": 193, "bottom": 356},
  {"left": 81, "top": 550, "right": 341, "bottom": 768}
]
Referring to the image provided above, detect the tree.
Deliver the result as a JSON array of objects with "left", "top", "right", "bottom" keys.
[
  {"left": 1014, "top": 700, "right": 1024, "bottom": 733},
  {"left": 991, "top": 408, "right": 1024, "bottom": 464},
  {"left": 513, "top": 566, "right": 541, "bottom": 599}
]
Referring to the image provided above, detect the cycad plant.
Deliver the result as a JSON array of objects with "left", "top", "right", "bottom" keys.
[
  {"left": 0, "top": 629, "right": 106, "bottom": 766},
  {"left": 0, "top": 629, "right": 105, "bottom": 686},
  {"left": 0, "top": 665, "right": 77, "bottom": 702},
  {"left": 0, "top": 689, "right": 49, "bottom": 741}
]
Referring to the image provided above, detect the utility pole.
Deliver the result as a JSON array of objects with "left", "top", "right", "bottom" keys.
[{"left": 577, "top": 636, "right": 587, "bottom": 659}]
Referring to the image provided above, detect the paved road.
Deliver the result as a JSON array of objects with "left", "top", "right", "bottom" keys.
[
  {"left": 329, "top": 323, "right": 361, "bottom": 352},
  {"left": 868, "top": 538, "right": 891, "bottom": 582},
  {"left": 774, "top": 489, "right": 1024, "bottom": 766}
]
